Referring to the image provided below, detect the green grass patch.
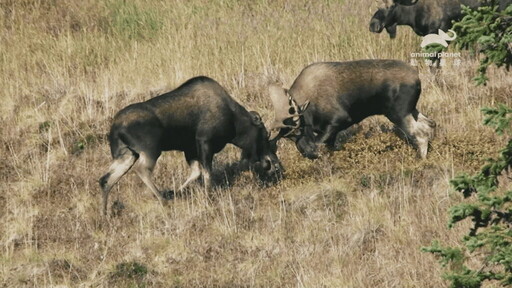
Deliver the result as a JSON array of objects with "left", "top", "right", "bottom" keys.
[{"left": 103, "top": 0, "right": 163, "bottom": 41}]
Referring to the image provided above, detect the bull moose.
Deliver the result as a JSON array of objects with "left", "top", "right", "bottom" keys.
[
  {"left": 383, "top": 0, "right": 419, "bottom": 7},
  {"left": 369, "top": 0, "right": 511, "bottom": 38},
  {"left": 99, "top": 76, "right": 281, "bottom": 216},
  {"left": 268, "top": 60, "right": 435, "bottom": 160}
]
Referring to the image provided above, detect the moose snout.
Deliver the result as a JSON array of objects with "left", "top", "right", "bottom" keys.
[
  {"left": 301, "top": 150, "right": 320, "bottom": 160},
  {"left": 369, "top": 19, "right": 384, "bottom": 33},
  {"left": 262, "top": 158, "right": 272, "bottom": 171},
  {"left": 296, "top": 137, "right": 320, "bottom": 160},
  {"left": 297, "top": 146, "right": 319, "bottom": 160},
  {"left": 262, "top": 155, "right": 283, "bottom": 175},
  {"left": 251, "top": 155, "right": 283, "bottom": 183}
]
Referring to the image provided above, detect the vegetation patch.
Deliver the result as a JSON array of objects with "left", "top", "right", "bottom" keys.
[
  {"left": 46, "top": 258, "right": 84, "bottom": 284},
  {"left": 109, "top": 261, "right": 149, "bottom": 287},
  {"left": 102, "top": 0, "right": 163, "bottom": 41}
]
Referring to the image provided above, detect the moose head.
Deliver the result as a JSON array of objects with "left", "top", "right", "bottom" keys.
[{"left": 267, "top": 84, "right": 319, "bottom": 159}]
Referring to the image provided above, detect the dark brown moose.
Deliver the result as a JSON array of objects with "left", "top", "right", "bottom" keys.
[
  {"left": 268, "top": 60, "right": 435, "bottom": 160},
  {"left": 100, "top": 76, "right": 281, "bottom": 216}
]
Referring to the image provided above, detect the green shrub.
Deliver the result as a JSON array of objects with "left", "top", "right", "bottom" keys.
[
  {"left": 452, "top": 2, "right": 512, "bottom": 85},
  {"left": 423, "top": 105, "right": 512, "bottom": 287},
  {"left": 423, "top": 3, "right": 512, "bottom": 285},
  {"left": 110, "top": 261, "right": 149, "bottom": 287}
]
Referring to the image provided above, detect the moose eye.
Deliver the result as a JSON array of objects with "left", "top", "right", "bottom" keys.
[{"left": 288, "top": 107, "right": 296, "bottom": 115}]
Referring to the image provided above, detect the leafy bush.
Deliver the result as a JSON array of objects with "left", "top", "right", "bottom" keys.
[{"left": 452, "top": 2, "right": 512, "bottom": 85}]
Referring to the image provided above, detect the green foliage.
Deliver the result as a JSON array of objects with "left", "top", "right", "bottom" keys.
[
  {"left": 429, "top": 10, "right": 512, "bottom": 285},
  {"left": 112, "top": 261, "right": 148, "bottom": 279},
  {"left": 423, "top": 106, "right": 512, "bottom": 287},
  {"left": 421, "top": 43, "right": 445, "bottom": 67},
  {"left": 110, "top": 261, "right": 148, "bottom": 287},
  {"left": 103, "top": 0, "right": 163, "bottom": 41},
  {"left": 452, "top": 2, "right": 512, "bottom": 85},
  {"left": 422, "top": 43, "right": 445, "bottom": 55},
  {"left": 482, "top": 105, "right": 512, "bottom": 135},
  {"left": 421, "top": 4, "right": 512, "bottom": 286},
  {"left": 38, "top": 121, "right": 52, "bottom": 133}
]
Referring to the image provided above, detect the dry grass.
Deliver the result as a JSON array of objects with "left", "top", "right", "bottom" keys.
[{"left": 1, "top": 0, "right": 511, "bottom": 287}]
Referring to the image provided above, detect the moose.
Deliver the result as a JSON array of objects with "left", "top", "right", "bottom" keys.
[
  {"left": 383, "top": 0, "right": 419, "bottom": 7},
  {"left": 369, "top": 0, "right": 511, "bottom": 39},
  {"left": 384, "top": 0, "right": 418, "bottom": 6},
  {"left": 268, "top": 60, "right": 435, "bottom": 160},
  {"left": 100, "top": 76, "right": 281, "bottom": 216}
]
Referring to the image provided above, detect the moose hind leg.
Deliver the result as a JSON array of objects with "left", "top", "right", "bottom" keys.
[
  {"left": 134, "top": 152, "right": 165, "bottom": 205},
  {"left": 99, "top": 150, "right": 138, "bottom": 216}
]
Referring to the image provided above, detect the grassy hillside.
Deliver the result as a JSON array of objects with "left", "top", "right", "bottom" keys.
[{"left": 1, "top": 0, "right": 511, "bottom": 287}]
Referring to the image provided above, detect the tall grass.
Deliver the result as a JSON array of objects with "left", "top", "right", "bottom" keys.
[{"left": 1, "top": 0, "right": 511, "bottom": 287}]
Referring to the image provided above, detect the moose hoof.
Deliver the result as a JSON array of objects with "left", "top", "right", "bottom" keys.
[{"left": 326, "top": 141, "right": 344, "bottom": 151}]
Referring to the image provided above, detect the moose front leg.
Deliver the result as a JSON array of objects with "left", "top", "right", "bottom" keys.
[
  {"left": 316, "top": 115, "right": 353, "bottom": 150},
  {"left": 179, "top": 160, "right": 202, "bottom": 191},
  {"left": 316, "top": 124, "right": 340, "bottom": 147},
  {"left": 178, "top": 150, "right": 202, "bottom": 191},
  {"left": 197, "top": 138, "right": 214, "bottom": 189},
  {"left": 134, "top": 151, "right": 167, "bottom": 206}
]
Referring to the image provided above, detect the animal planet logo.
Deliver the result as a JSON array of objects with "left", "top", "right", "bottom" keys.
[
  {"left": 409, "top": 29, "right": 461, "bottom": 67},
  {"left": 420, "top": 29, "right": 457, "bottom": 48}
]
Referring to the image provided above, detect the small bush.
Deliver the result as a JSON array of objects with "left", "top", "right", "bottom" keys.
[
  {"left": 453, "top": 2, "right": 512, "bottom": 85},
  {"left": 110, "top": 261, "right": 149, "bottom": 287}
]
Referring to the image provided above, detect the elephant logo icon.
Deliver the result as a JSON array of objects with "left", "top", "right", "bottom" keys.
[{"left": 420, "top": 29, "right": 457, "bottom": 48}]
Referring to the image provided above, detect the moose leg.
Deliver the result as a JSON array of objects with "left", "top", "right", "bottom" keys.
[
  {"left": 179, "top": 160, "right": 201, "bottom": 190},
  {"left": 317, "top": 124, "right": 340, "bottom": 146},
  {"left": 99, "top": 149, "right": 138, "bottom": 216},
  {"left": 317, "top": 115, "right": 352, "bottom": 149},
  {"left": 412, "top": 110, "right": 436, "bottom": 157},
  {"left": 179, "top": 151, "right": 202, "bottom": 191},
  {"left": 196, "top": 138, "right": 214, "bottom": 189},
  {"left": 134, "top": 151, "right": 166, "bottom": 205},
  {"left": 394, "top": 111, "right": 435, "bottom": 159}
]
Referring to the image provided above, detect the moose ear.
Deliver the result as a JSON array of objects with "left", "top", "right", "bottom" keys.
[{"left": 249, "top": 111, "right": 263, "bottom": 126}]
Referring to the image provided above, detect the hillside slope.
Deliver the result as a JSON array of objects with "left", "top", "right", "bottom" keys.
[{"left": 1, "top": 0, "right": 511, "bottom": 287}]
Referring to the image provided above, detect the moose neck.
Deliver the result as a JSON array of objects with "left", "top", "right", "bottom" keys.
[{"left": 231, "top": 110, "right": 259, "bottom": 158}]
